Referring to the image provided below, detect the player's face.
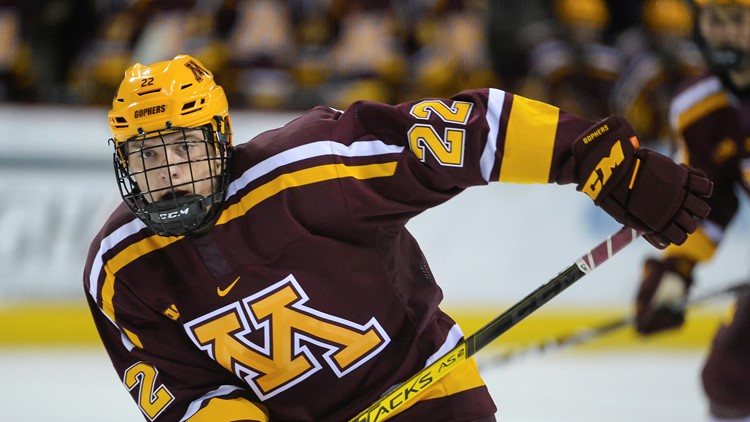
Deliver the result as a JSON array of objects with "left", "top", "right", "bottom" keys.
[
  {"left": 698, "top": 4, "right": 750, "bottom": 67},
  {"left": 125, "top": 128, "right": 221, "bottom": 203}
]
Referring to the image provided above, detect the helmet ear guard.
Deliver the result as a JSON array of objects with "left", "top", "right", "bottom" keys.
[
  {"left": 213, "top": 114, "right": 231, "bottom": 146},
  {"left": 108, "top": 55, "right": 234, "bottom": 236}
]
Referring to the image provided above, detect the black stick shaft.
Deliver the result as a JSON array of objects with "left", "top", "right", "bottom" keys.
[{"left": 466, "top": 227, "right": 639, "bottom": 356}]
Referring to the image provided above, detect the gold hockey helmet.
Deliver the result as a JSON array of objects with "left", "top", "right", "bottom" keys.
[{"left": 108, "top": 54, "right": 232, "bottom": 146}]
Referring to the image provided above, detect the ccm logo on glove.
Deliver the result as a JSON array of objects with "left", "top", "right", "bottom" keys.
[
  {"left": 573, "top": 116, "right": 713, "bottom": 249},
  {"left": 582, "top": 140, "right": 625, "bottom": 200}
]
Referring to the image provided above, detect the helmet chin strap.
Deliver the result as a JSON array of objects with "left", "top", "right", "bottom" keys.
[{"left": 138, "top": 194, "right": 213, "bottom": 236}]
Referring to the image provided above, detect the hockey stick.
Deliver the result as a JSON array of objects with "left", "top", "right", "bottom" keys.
[
  {"left": 477, "top": 279, "right": 750, "bottom": 369},
  {"left": 348, "top": 226, "right": 640, "bottom": 422}
]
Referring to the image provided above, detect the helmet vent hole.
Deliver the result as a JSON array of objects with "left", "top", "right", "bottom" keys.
[
  {"left": 138, "top": 89, "right": 160, "bottom": 96},
  {"left": 181, "top": 83, "right": 193, "bottom": 90},
  {"left": 182, "top": 101, "right": 197, "bottom": 110}
]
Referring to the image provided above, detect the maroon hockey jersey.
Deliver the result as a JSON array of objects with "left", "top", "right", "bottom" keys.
[
  {"left": 665, "top": 74, "right": 750, "bottom": 261},
  {"left": 84, "top": 88, "right": 595, "bottom": 421}
]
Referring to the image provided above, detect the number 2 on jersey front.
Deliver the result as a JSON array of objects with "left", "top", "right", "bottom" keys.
[
  {"left": 123, "top": 362, "right": 175, "bottom": 420},
  {"left": 408, "top": 99, "right": 473, "bottom": 167}
]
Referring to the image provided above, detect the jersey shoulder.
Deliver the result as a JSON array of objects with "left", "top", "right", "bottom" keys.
[
  {"left": 669, "top": 73, "right": 733, "bottom": 134},
  {"left": 83, "top": 202, "right": 151, "bottom": 290}
]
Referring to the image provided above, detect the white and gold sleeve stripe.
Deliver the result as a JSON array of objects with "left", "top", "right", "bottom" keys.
[{"left": 480, "top": 88, "right": 505, "bottom": 182}]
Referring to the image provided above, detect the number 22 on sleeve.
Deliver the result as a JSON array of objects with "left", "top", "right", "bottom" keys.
[{"left": 408, "top": 99, "right": 473, "bottom": 167}]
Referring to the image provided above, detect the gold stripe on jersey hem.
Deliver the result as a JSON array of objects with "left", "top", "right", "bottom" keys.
[
  {"left": 187, "top": 396, "right": 270, "bottom": 421},
  {"left": 217, "top": 162, "right": 398, "bottom": 226}
]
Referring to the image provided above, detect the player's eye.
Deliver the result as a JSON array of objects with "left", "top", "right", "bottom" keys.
[{"left": 142, "top": 149, "right": 157, "bottom": 159}]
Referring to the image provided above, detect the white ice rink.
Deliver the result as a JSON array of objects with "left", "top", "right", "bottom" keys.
[{"left": 0, "top": 346, "right": 710, "bottom": 421}]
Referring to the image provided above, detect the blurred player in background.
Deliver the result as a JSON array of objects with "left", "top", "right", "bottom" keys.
[
  {"left": 610, "top": 0, "right": 706, "bottom": 149},
  {"left": 517, "top": 0, "right": 623, "bottom": 121},
  {"left": 84, "top": 54, "right": 710, "bottom": 421},
  {"left": 633, "top": 1, "right": 750, "bottom": 420}
]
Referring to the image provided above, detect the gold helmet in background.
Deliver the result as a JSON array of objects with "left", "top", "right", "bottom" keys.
[
  {"left": 554, "top": 0, "right": 610, "bottom": 31},
  {"left": 643, "top": 0, "right": 693, "bottom": 38}
]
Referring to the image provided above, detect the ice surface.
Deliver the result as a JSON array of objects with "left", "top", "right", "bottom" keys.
[{"left": 0, "top": 347, "right": 708, "bottom": 421}]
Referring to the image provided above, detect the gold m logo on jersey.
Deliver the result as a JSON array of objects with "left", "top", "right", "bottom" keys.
[
  {"left": 184, "top": 275, "right": 390, "bottom": 400},
  {"left": 582, "top": 141, "right": 625, "bottom": 200}
]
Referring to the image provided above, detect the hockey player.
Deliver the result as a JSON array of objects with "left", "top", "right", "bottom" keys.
[
  {"left": 85, "top": 54, "right": 711, "bottom": 421},
  {"left": 634, "top": 1, "right": 750, "bottom": 420}
]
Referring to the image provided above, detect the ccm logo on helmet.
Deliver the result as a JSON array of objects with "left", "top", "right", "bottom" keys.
[{"left": 134, "top": 104, "right": 166, "bottom": 119}]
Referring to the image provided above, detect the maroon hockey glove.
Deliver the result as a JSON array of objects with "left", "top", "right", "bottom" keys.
[
  {"left": 635, "top": 256, "right": 695, "bottom": 335},
  {"left": 572, "top": 116, "right": 713, "bottom": 249}
]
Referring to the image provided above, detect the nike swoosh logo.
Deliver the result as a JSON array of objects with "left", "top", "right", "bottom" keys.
[{"left": 217, "top": 276, "right": 240, "bottom": 297}]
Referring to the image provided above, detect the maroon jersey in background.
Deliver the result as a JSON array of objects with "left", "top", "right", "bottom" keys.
[
  {"left": 669, "top": 74, "right": 750, "bottom": 236},
  {"left": 666, "top": 73, "right": 750, "bottom": 414},
  {"left": 84, "top": 88, "right": 594, "bottom": 421}
]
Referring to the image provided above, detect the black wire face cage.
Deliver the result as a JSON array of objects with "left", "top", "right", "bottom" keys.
[{"left": 112, "top": 122, "right": 232, "bottom": 237}]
